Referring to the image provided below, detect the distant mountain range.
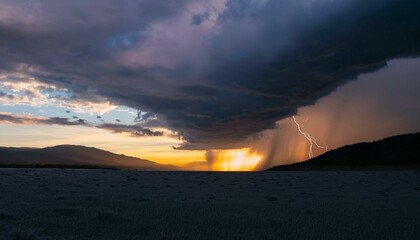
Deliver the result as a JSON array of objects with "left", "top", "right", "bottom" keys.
[
  {"left": 0, "top": 145, "right": 178, "bottom": 170},
  {"left": 268, "top": 132, "right": 420, "bottom": 170}
]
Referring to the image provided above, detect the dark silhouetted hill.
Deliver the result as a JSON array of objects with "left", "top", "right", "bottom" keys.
[
  {"left": 0, "top": 145, "right": 178, "bottom": 170},
  {"left": 268, "top": 132, "right": 420, "bottom": 170}
]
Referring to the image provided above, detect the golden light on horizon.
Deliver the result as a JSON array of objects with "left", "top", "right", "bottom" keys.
[{"left": 209, "top": 148, "right": 263, "bottom": 171}]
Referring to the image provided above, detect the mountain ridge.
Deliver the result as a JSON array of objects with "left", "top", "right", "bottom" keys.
[
  {"left": 0, "top": 144, "right": 179, "bottom": 170},
  {"left": 268, "top": 132, "right": 420, "bottom": 171}
]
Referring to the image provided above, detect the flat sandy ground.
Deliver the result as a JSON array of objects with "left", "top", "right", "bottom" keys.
[{"left": 0, "top": 169, "right": 419, "bottom": 240}]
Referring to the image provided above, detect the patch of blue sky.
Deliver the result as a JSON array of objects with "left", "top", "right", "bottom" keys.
[
  {"left": 107, "top": 32, "right": 139, "bottom": 50},
  {"left": 0, "top": 88, "right": 19, "bottom": 95},
  {"left": 101, "top": 106, "right": 138, "bottom": 124},
  {"left": 0, "top": 105, "right": 43, "bottom": 116},
  {"left": 44, "top": 89, "right": 72, "bottom": 100}
]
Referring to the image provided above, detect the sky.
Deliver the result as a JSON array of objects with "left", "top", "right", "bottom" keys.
[{"left": 0, "top": 0, "right": 419, "bottom": 170}]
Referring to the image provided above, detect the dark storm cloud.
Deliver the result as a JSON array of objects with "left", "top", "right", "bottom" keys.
[
  {"left": 97, "top": 123, "right": 164, "bottom": 137},
  {"left": 1, "top": 0, "right": 420, "bottom": 149},
  {"left": 0, "top": 113, "right": 87, "bottom": 126}
]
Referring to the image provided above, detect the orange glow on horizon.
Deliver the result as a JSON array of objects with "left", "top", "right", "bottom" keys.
[
  {"left": 209, "top": 148, "right": 263, "bottom": 171},
  {"left": 295, "top": 141, "right": 309, "bottom": 163}
]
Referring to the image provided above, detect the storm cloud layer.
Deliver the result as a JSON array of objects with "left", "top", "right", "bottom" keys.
[{"left": 1, "top": 0, "right": 420, "bottom": 149}]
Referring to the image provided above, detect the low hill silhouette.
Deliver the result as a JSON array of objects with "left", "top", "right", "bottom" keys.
[
  {"left": 268, "top": 132, "right": 420, "bottom": 170},
  {"left": 0, "top": 145, "right": 178, "bottom": 170}
]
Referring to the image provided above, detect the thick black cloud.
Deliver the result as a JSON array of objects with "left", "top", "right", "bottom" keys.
[{"left": 1, "top": 0, "right": 420, "bottom": 149}]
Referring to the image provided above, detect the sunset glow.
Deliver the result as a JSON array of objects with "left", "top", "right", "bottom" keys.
[
  {"left": 0, "top": 0, "right": 419, "bottom": 171},
  {"left": 208, "top": 148, "right": 264, "bottom": 171}
]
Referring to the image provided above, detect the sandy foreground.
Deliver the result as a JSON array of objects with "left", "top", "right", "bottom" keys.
[{"left": 0, "top": 169, "right": 419, "bottom": 240}]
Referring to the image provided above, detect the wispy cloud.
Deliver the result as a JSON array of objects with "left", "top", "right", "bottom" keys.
[
  {"left": 97, "top": 123, "right": 164, "bottom": 137},
  {"left": 0, "top": 112, "right": 87, "bottom": 126}
]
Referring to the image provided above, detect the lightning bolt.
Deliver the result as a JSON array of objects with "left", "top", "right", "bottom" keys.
[{"left": 292, "top": 116, "right": 328, "bottom": 159}]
